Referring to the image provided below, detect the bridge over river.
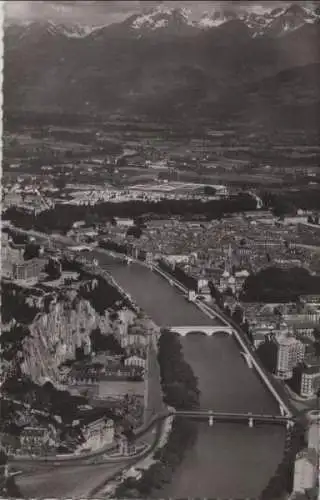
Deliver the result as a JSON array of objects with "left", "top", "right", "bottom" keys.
[
  {"left": 76, "top": 254, "right": 289, "bottom": 499},
  {"left": 173, "top": 410, "right": 294, "bottom": 429}
]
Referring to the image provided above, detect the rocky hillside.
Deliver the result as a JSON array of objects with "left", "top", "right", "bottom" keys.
[{"left": 1, "top": 280, "right": 135, "bottom": 386}]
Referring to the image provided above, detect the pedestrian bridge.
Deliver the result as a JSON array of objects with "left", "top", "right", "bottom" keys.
[{"left": 168, "top": 326, "right": 233, "bottom": 337}]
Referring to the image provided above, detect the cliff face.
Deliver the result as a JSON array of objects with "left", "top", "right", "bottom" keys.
[{"left": 20, "top": 290, "right": 135, "bottom": 385}]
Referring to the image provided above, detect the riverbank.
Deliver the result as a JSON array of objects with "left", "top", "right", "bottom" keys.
[
  {"left": 108, "top": 330, "right": 200, "bottom": 498},
  {"left": 96, "top": 415, "right": 174, "bottom": 498}
]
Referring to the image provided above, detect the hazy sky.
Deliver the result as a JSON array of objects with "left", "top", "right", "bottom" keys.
[{"left": 5, "top": 1, "right": 319, "bottom": 26}]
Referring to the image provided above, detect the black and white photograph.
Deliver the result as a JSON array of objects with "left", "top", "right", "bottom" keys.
[{"left": 1, "top": 1, "right": 320, "bottom": 499}]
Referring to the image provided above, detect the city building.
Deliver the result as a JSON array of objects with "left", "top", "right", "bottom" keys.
[
  {"left": 234, "top": 270, "right": 250, "bottom": 292},
  {"left": 120, "top": 331, "right": 148, "bottom": 349},
  {"left": 20, "top": 426, "right": 50, "bottom": 454},
  {"left": 81, "top": 417, "right": 114, "bottom": 451},
  {"left": 307, "top": 415, "right": 320, "bottom": 452},
  {"left": 6, "top": 242, "right": 25, "bottom": 265},
  {"left": 299, "top": 358, "right": 320, "bottom": 398},
  {"left": 293, "top": 449, "right": 318, "bottom": 494},
  {"left": 118, "top": 436, "right": 136, "bottom": 456},
  {"left": 197, "top": 284, "right": 212, "bottom": 302},
  {"left": 124, "top": 355, "right": 146, "bottom": 369},
  {"left": 145, "top": 252, "right": 153, "bottom": 266},
  {"left": 12, "top": 258, "right": 45, "bottom": 281},
  {"left": 219, "top": 270, "right": 235, "bottom": 294},
  {"left": 275, "top": 334, "right": 305, "bottom": 380},
  {"left": 115, "top": 217, "right": 135, "bottom": 228},
  {"left": 302, "top": 295, "right": 320, "bottom": 306},
  {"left": 68, "top": 364, "right": 144, "bottom": 384},
  {"left": 251, "top": 327, "right": 273, "bottom": 349}
]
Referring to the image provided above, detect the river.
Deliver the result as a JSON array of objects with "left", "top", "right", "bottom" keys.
[
  {"left": 89, "top": 255, "right": 287, "bottom": 498},
  {"left": 91, "top": 254, "right": 218, "bottom": 327}
]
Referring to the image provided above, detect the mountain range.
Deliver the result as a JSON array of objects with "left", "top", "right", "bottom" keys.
[
  {"left": 4, "top": 3, "right": 320, "bottom": 131},
  {"left": 5, "top": 3, "right": 320, "bottom": 39}
]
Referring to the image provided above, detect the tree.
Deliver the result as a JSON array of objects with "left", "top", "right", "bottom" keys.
[
  {"left": 57, "top": 175, "right": 67, "bottom": 189},
  {"left": 90, "top": 328, "right": 124, "bottom": 354},
  {"left": 256, "top": 339, "right": 278, "bottom": 373},
  {"left": 1, "top": 325, "right": 31, "bottom": 361},
  {"left": 116, "top": 156, "right": 128, "bottom": 167},
  {"left": 23, "top": 242, "right": 41, "bottom": 260},
  {"left": 242, "top": 319, "right": 253, "bottom": 343},
  {"left": 241, "top": 266, "right": 320, "bottom": 303},
  {"left": 0, "top": 449, "right": 7, "bottom": 466},
  {"left": 314, "top": 341, "right": 320, "bottom": 358},
  {"left": 3, "top": 476, "right": 23, "bottom": 499},
  {"left": 45, "top": 258, "right": 62, "bottom": 280},
  {"left": 127, "top": 226, "right": 142, "bottom": 239},
  {"left": 224, "top": 306, "right": 231, "bottom": 317},
  {"left": 208, "top": 281, "right": 223, "bottom": 308},
  {"left": 232, "top": 305, "right": 243, "bottom": 324},
  {"left": 203, "top": 186, "right": 216, "bottom": 196},
  {"left": 272, "top": 199, "right": 296, "bottom": 218},
  {"left": 313, "top": 328, "right": 320, "bottom": 341}
]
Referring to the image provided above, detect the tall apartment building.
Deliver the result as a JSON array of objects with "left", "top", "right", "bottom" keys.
[
  {"left": 275, "top": 334, "right": 305, "bottom": 380},
  {"left": 299, "top": 358, "right": 320, "bottom": 398}
]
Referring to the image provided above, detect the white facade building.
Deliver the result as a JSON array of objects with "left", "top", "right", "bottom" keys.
[
  {"left": 275, "top": 334, "right": 305, "bottom": 380},
  {"left": 115, "top": 218, "right": 135, "bottom": 227},
  {"left": 124, "top": 355, "right": 146, "bottom": 369},
  {"left": 293, "top": 449, "right": 317, "bottom": 494},
  {"left": 81, "top": 418, "right": 114, "bottom": 452}
]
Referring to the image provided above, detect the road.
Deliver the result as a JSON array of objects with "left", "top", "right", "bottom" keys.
[
  {"left": 15, "top": 462, "right": 126, "bottom": 498},
  {"left": 15, "top": 423, "right": 162, "bottom": 498}
]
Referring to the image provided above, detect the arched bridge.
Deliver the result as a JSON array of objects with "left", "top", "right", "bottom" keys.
[
  {"left": 172, "top": 409, "right": 295, "bottom": 429},
  {"left": 169, "top": 326, "right": 233, "bottom": 337}
]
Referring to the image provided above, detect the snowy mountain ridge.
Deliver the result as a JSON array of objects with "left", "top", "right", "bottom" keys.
[{"left": 5, "top": 3, "right": 320, "bottom": 39}]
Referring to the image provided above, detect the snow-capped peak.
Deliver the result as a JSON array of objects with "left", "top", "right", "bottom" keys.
[
  {"left": 130, "top": 5, "right": 195, "bottom": 31},
  {"left": 5, "top": 19, "right": 103, "bottom": 39},
  {"left": 44, "top": 21, "right": 103, "bottom": 38},
  {"left": 179, "top": 7, "right": 193, "bottom": 22},
  {"left": 5, "top": 2, "right": 320, "bottom": 41},
  {"left": 198, "top": 3, "right": 320, "bottom": 37},
  {"left": 259, "top": 3, "right": 319, "bottom": 38},
  {"left": 199, "top": 12, "right": 225, "bottom": 28},
  {"left": 199, "top": 8, "right": 240, "bottom": 29}
]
